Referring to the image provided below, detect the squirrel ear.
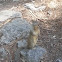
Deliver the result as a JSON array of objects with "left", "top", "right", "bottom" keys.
[{"left": 31, "top": 20, "right": 39, "bottom": 25}]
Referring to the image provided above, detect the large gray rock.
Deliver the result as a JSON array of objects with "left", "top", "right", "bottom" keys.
[
  {"left": 0, "top": 18, "right": 31, "bottom": 44},
  {"left": 20, "top": 46, "right": 47, "bottom": 62}
]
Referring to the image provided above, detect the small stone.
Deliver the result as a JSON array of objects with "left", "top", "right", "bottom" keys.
[
  {"left": 56, "top": 59, "right": 62, "bottom": 62},
  {"left": 20, "top": 46, "right": 47, "bottom": 62},
  {"left": 17, "top": 39, "right": 27, "bottom": 48},
  {"left": 13, "top": 0, "right": 19, "bottom": 2}
]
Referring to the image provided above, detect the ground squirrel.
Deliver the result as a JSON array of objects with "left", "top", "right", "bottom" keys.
[{"left": 27, "top": 20, "right": 40, "bottom": 49}]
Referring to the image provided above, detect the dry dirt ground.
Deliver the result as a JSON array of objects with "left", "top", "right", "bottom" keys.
[{"left": 0, "top": 0, "right": 62, "bottom": 62}]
